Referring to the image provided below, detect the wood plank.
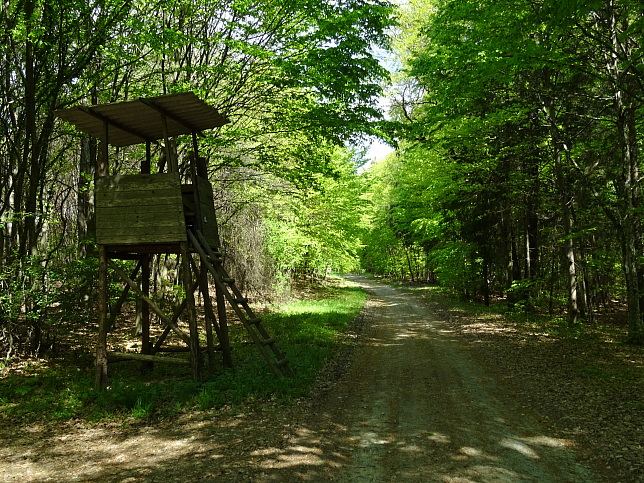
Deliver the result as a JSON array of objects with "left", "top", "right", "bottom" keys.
[
  {"left": 97, "top": 191, "right": 182, "bottom": 206},
  {"left": 97, "top": 199, "right": 183, "bottom": 210},
  {"left": 196, "top": 177, "right": 219, "bottom": 247},
  {"left": 96, "top": 209, "right": 185, "bottom": 225},
  {"left": 96, "top": 210, "right": 184, "bottom": 221},
  {"left": 96, "top": 225, "right": 187, "bottom": 237},
  {"left": 97, "top": 233, "right": 187, "bottom": 245},
  {"left": 107, "top": 244, "right": 182, "bottom": 256},
  {"left": 97, "top": 183, "right": 181, "bottom": 196},
  {"left": 107, "top": 351, "right": 191, "bottom": 365},
  {"left": 97, "top": 173, "right": 182, "bottom": 191},
  {"left": 196, "top": 176, "right": 214, "bottom": 197}
]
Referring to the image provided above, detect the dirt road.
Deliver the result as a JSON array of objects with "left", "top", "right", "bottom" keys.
[
  {"left": 264, "top": 275, "right": 596, "bottom": 482},
  {"left": 1, "top": 276, "right": 596, "bottom": 482}
]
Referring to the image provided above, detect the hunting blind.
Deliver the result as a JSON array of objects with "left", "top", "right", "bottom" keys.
[{"left": 55, "top": 92, "right": 293, "bottom": 387}]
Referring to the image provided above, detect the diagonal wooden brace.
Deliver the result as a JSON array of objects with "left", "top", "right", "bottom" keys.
[
  {"left": 107, "top": 259, "right": 191, "bottom": 346},
  {"left": 107, "top": 260, "right": 142, "bottom": 333}
]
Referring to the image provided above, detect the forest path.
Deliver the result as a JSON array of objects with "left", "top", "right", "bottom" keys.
[
  {"left": 1, "top": 276, "right": 597, "bottom": 482},
  {"left": 268, "top": 275, "right": 595, "bottom": 482}
]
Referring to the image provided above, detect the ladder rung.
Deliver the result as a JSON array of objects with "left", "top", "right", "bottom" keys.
[
  {"left": 235, "top": 297, "right": 249, "bottom": 304},
  {"left": 223, "top": 277, "right": 234, "bottom": 283},
  {"left": 262, "top": 338, "right": 275, "bottom": 346},
  {"left": 276, "top": 358, "right": 289, "bottom": 367},
  {"left": 249, "top": 317, "right": 262, "bottom": 325}
]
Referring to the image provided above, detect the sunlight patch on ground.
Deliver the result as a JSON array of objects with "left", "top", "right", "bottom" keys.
[
  {"left": 447, "top": 465, "right": 522, "bottom": 482},
  {"left": 393, "top": 327, "right": 434, "bottom": 340},
  {"left": 499, "top": 438, "right": 540, "bottom": 459},
  {"left": 459, "top": 446, "right": 482, "bottom": 457},
  {"left": 251, "top": 447, "right": 280, "bottom": 456},
  {"left": 427, "top": 432, "right": 451, "bottom": 444},
  {"left": 520, "top": 435, "right": 573, "bottom": 448},
  {"left": 258, "top": 453, "right": 326, "bottom": 469},
  {"left": 451, "top": 446, "right": 500, "bottom": 463},
  {"left": 357, "top": 430, "right": 391, "bottom": 446},
  {"left": 461, "top": 322, "right": 518, "bottom": 335},
  {"left": 288, "top": 445, "right": 324, "bottom": 455},
  {"left": 256, "top": 443, "right": 327, "bottom": 469},
  {"left": 399, "top": 443, "right": 423, "bottom": 452},
  {"left": 365, "top": 338, "right": 403, "bottom": 348},
  {"left": 370, "top": 297, "right": 398, "bottom": 307}
]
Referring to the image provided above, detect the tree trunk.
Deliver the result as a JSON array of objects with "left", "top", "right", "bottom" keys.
[
  {"left": 20, "top": 0, "right": 37, "bottom": 258},
  {"left": 616, "top": 105, "right": 643, "bottom": 343},
  {"left": 524, "top": 155, "right": 540, "bottom": 282},
  {"left": 542, "top": 73, "right": 580, "bottom": 325},
  {"left": 78, "top": 137, "right": 96, "bottom": 257},
  {"left": 604, "top": 2, "right": 644, "bottom": 343},
  {"left": 405, "top": 245, "right": 415, "bottom": 282},
  {"left": 482, "top": 256, "right": 490, "bottom": 307}
]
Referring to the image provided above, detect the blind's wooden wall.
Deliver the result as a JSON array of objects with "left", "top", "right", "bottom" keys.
[
  {"left": 196, "top": 176, "right": 218, "bottom": 247},
  {"left": 96, "top": 173, "right": 187, "bottom": 245}
]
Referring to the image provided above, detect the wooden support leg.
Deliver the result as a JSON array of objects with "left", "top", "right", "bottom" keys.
[
  {"left": 96, "top": 246, "right": 109, "bottom": 389},
  {"left": 180, "top": 243, "right": 202, "bottom": 381},
  {"left": 141, "top": 254, "right": 152, "bottom": 373},
  {"left": 215, "top": 273, "right": 232, "bottom": 368},
  {"left": 189, "top": 255, "right": 228, "bottom": 371},
  {"left": 198, "top": 261, "right": 217, "bottom": 372},
  {"left": 187, "top": 231, "right": 231, "bottom": 368}
]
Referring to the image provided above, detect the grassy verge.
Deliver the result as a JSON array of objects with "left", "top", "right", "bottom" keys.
[{"left": 0, "top": 276, "right": 366, "bottom": 425}]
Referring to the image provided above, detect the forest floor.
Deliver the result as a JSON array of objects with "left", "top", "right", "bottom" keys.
[{"left": 1, "top": 275, "right": 643, "bottom": 482}]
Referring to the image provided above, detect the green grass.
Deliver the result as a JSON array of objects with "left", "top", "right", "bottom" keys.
[{"left": 0, "top": 277, "right": 367, "bottom": 425}]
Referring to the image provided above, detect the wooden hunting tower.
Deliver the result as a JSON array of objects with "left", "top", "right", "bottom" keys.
[{"left": 55, "top": 92, "right": 292, "bottom": 387}]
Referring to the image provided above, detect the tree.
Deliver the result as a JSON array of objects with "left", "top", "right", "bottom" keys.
[
  {"left": 1, "top": 0, "right": 397, "bottom": 357},
  {"left": 1, "top": 0, "right": 130, "bottom": 353},
  {"left": 374, "top": 0, "right": 644, "bottom": 343}
]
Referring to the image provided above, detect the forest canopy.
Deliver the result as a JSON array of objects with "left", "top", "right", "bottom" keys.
[
  {"left": 361, "top": 0, "right": 644, "bottom": 344},
  {"left": 0, "top": 0, "right": 395, "bottom": 357}
]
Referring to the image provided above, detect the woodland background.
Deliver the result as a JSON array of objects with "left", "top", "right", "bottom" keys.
[{"left": 2, "top": 0, "right": 644, "bottom": 364}]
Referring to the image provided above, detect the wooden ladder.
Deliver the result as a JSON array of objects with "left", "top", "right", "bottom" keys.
[{"left": 187, "top": 229, "right": 294, "bottom": 378}]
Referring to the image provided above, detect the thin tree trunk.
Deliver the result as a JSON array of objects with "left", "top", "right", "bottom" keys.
[
  {"left": 405, "top": 245, "right": 415, "bottom": 282},
  {"left": 542, "top": 73, "right": 580, "bottom": 325},
  {"left": 482, "top": 256, "right": 490, "bottom": 307},
  {"left": 78, "top": 136, "right": 96, "bottom": 257},
  {"left": 20, "top": 0, "right": 36, "bottom": 258}
]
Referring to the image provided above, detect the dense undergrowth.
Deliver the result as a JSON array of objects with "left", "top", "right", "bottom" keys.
[{"left": 0, "top": 276, "right": 366, "bottom": 426}]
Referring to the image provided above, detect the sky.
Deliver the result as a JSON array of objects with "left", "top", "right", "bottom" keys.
[{"left": 367, "top": 140, "right": 394, "bottom": 163}]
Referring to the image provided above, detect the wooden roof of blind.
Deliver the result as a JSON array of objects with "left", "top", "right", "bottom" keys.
[{"left": 55, "top": 92, "right": 229, "bottom": 147}]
